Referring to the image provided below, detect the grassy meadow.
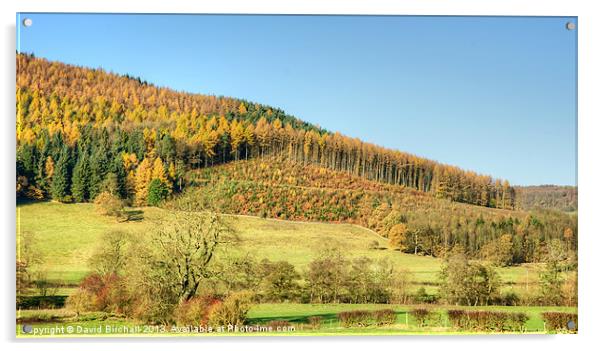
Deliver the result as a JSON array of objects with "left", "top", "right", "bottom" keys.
[
  {"left": 17, "top": 201, "right": 574, "bottom": 336},
  {"left": 18, "top": 201, "right": 541, "bottom": 294}
]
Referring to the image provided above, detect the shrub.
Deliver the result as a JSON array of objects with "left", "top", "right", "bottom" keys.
[
  {"left": 147, "top": 179, "right": 169, "bottom": 206},
  {"left": 174, "top": 295, "right": 221, "bottom": 326},
  {"left": 413, "top": 287, "right": 438, "bottom": 304},
  {"left": 337, "top": 310, "right": 373, "bottom": 327},
  {"left": 307, "top": 316, "right": 322, "bottom": 329},
  {"left": 77, "top": 272, "right": 129, "bottom": 313},
  {"left": 542, "top": 312, "right": 578, "bottom": 333},
  {"left": 446, "top": 310, "right": 529, "bottom": 332},
  {"left": 65, "top": 288, "right": 95, "bottom": 316},
  {"left": 208, "top": 291, "right": 254, "bottom": 327},
  {"left": 506, "top": 312, "right": 528, "bottom": 332},
  {"left": 94, "top": 191, "right": 124, "bottom": 219},
  {"left": 447, "top": 309, "right": 466, "bottom": 329},
  {"left": 410, "top": 308, "right": 435, "bottom": 327},
  {"left": 368, "top": 240, "right": 380, "bottom": 250},
  {"left": 373, "top": 309, "right": 397, "bottom": 325},
  {"left": 500, "top": 291, "right": 520, "bottom": 306}
]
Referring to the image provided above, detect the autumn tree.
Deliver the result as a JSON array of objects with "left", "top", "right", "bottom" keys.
[
  {"left": 134, "top": 158, "right": 153, "bottom": 205},
  {"left": 388, "top": 223, "right": 408, "bottom": 251}
]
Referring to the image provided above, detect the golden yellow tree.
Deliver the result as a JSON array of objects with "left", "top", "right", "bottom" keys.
[{"left": 134, "top": 158, "right": 153, "bottom": 205}]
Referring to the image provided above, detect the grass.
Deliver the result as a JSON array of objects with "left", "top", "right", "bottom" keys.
[
  {"left": 16, "top": 304, "right": 577, "bottom": 337},
  {"left": 17, "top": 201, "right": 542, "bottom": 294},
  {"left": 18, "top": 202, "right": 569, "bottom": 336}
]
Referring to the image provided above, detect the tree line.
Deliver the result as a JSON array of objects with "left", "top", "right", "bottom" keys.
[
  {"left": 17, "top": 53, "right": 514, "bottom": 208},
  {"left": 171, "top": 158, "right": 577, "bottom": 264}
]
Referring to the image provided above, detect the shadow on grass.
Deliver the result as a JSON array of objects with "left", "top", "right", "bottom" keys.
[
  {"left": 247, "top": 310, "right": 409, "bottom": 325},
  {"left": 17, "top": 295, "right": 67, "bottom": 309},
  {"left": 247, "top": 312, "right": 340, "bottom": 325},
  {"left": 122, "top": 210, "right": 144, "bottom": 222}
]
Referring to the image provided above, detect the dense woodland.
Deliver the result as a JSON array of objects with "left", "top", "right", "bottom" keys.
[
  {"left": 515, "top": 186, "right": 577, "bottom": 212},
  {"left": 171, "top": 158, "right": 577, "bottom": 264},
  {"left": 17, "top": 54, "right": 516, "bottom": 209}
]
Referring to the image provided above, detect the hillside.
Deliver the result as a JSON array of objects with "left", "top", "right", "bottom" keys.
[
  {"left": 15, "top": 54, "right": 576, "bottom": 264},
  {"left": 17, "top": 201, "right": 538, "bottom": 295},
  {"left": 168, "top": 158, "right": 576, "bottom": 264},
  {"left": 17, "top": 53, "right": 514, "bottom": 209},
  {"left": 515, "top": 185, "right": 577, "bottom": 212}
]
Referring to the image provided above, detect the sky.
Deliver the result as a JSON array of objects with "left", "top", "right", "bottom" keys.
[{"left": 16, "top": 14, "right": 577, "bottom": 186}]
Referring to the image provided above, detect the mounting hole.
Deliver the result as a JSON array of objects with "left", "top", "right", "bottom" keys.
[
  {"left": 23, "top": 18, "right": 33, "bottom": 27},
  {"left": 566, "top": 22, "right": 576, "bottom": 31}
]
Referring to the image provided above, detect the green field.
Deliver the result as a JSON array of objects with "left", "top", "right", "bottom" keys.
[
  {"left": 17, "top": 201, "right": 541, "bottom": 294},
  {"left": 17, "top": 304, "right": 576, "bottom": 337},
  {"left": 17, "top": 201, "right": 574, "bottom": 337}
]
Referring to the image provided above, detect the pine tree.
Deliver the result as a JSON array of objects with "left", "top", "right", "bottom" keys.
[
  {"left": 89, "top": 143, "right": 109, "bottom": 199},
  {"left": 50, "top": 147, "right": 71, "bottom": 202},
  {"left": 71, "top": 151, "right": 90, "bottom": 202},
  {"left": 147, "top": 178, "right": 169, "bottom": 206}
]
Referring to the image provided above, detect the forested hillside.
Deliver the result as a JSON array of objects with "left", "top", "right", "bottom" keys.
[
  {"left": 515, "top": 185, "right": 577, "bottom": 212},
  {"left": 169, "top": 158, "right": 577, "bottom": 264},
  {"left": 16, "top": 53, "right": 515, "bottom": 208}
]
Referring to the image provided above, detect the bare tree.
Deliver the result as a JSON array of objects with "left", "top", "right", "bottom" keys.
[{"left": 150, "top": 212, "right": 233, "bottom": 302}]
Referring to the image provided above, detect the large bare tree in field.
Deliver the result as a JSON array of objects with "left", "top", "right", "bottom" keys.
[{"left": 153, "top": 212, "right": 232, "bottom": 302}]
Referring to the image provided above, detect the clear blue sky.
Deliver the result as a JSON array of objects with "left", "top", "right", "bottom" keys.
[{"left": 17, "top": 14, "right": 577, "bottom": 186}]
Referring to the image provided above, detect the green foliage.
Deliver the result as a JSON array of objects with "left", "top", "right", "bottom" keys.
[
  {"left": 538, "top": 239, "right": 570, "bottom": 306},
  {"left": 259, "top": 260, "right": 301, "bottom": 302},
  {"left": 440, "top": 248, "right": 501, "bottom": 306},
  {"left": 50, "top": 147, "right": 71, "bottom": 202},
  {"left": 71, "top": 151, "right": 90, "bottom": 202},
  {"left": 89, "top": 144, "right": 109, "bottom": 200},
  {"left": 307, "top": 249, "right": 348, "bottom": 303},
  {"left": 413, "top": 287, "right": 438, "bottom": 304},
  {"left": 147, "top": 178, "right": 169, "bottom": 206}
]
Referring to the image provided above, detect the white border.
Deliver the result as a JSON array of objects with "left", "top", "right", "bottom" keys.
[{"left": 2, "top": 1, "right": 600, "bottom": 351}]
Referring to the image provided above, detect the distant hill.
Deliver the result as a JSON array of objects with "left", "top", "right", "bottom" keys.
[{"left": 515, "top": 185, "right": 577, "bottom": 212}]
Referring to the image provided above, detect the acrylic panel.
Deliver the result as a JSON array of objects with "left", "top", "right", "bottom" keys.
[{"left": 16, "top": 13, "right": 577, "bottom": 337}]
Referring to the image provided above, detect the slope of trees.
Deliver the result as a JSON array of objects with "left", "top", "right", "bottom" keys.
[
  {"left": 515, "top": 185, "right": 577, "bottom": 212},
  {"left": 16, "top": 53, "right": 514, "bottom": 208},
  {"left": 169, "top": 158, "right": 577, "bottom": 264}
]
